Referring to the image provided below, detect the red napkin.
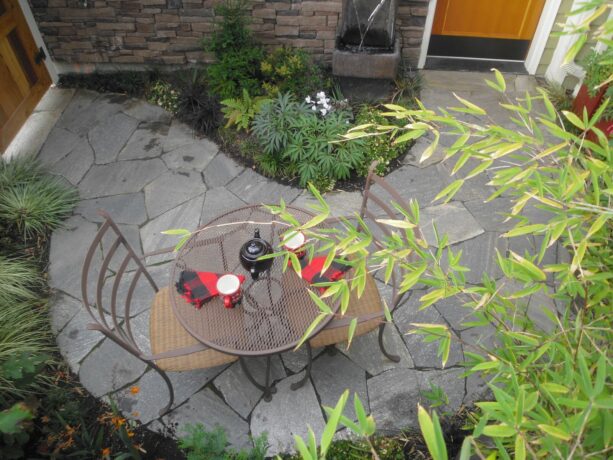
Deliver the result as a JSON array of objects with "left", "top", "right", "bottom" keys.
[
  {"left": 295, "top": 256, "right": 350, "bottom": 292},
  {"left": 176, "top": 271, "right": 245, "bottom": 309}
]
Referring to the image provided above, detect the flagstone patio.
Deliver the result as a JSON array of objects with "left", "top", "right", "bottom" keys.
[{"left": 33, "top": 71, "right": 560, "bottom": 455}]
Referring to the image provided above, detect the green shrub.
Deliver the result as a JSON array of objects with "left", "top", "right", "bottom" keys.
[
  {"left": 285, "top": 110, "right": 364, "bottom": 188},
  {"left": 221, "top": 89, "right": 270, "bottom": 132},
  {"left": 354, "top": 105, "right": 407, "bottom": 176},
  {"left": 391, "top": 61, "right": 422, "bottom": 106},
  {"left": 179, "top": 424, "right": 268, "bottom": 460},
  {"left": 0, "top": 296, "right": 53, "bottom": 402},
  {"left": 174, "top": 69, "right": 222, "bottom": 135},
  {"left": 581, "top": 47, "right": 613, "bottom": 119},
  {"left": 260, "top": 47, "right": 325, "bottom": 97},
  {"left": 252, "top": 93, "right": 364, "bottom": 188},
  {"left": 147, "top": 79, "right": 179, "bottom": 114},
  {"left": 252, "top": 92, "right": 309, "bottom": 158},
  {"left": 205, "top": 0, "right": 264, "bottom": 99},
  {"left": 0, "top": 156, "right": 43, "bottom": 191},
  {"left": 0, "top": 256, "right": 42, "bottom": 306},
  {"left": 0, "top": 175, "right": 78, "bottom": 240}
]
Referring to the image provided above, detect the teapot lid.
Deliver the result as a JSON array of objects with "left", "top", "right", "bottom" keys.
[{"left": 241, "top": 228, "right": 269, "bottom": 261}]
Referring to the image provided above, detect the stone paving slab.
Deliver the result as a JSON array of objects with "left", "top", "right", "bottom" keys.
[
  {"left": 214, "top": 356, "right": 286, "bottom": 419},
  {"left": 162, "top": 388, "right": 252, "bottom": 450},
  {"left": 75, "top": 193, "right": 148, "bottom": 226},
  {"left": 35, "top": 76, "right": 556, "bottom": 454},
  {"left": 79, "top": 338, "right": 148, "bottom": 397},
  {"left": 250, "top": 372, "right": 326, "bottom": 456}
]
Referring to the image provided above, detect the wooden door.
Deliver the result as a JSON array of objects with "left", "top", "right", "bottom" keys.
[
  {"left": 0, "top": 0, "right": 51, "bottom": 152},
  {"left": 429, "top": 0, "right": 546, "bottom": 61}
]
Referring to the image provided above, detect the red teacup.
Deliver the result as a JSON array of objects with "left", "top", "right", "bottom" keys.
[
  {"left": 216, "top": 274, "right": 243, "bottom": 308},
  {"left": 283, "top": 231, "right": 306, "bottom": 259}
]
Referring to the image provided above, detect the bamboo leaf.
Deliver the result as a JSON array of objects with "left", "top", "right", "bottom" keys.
[
  {"left": 161, "top": 228, "right": 191, "bottom": 235},
  {"left": 346, "top": 317, "right": 358, "bottom": 350},
  {"left": 308, "top": 290, "right": 332, "bottom": 314},
  {"left": 293, "top": 435, "right": 313, "bottom": 460},
  {"left": 295, "top": 313, "right": 327, "bottom": 350},
  {"left": 452, "top": 93, "right": 487, "bottom": 115},
  {"left": 418, "top": 405, "right": 446, "bottom": 460},
  {"left": 375, "top": 218, "right": 416, "bottom": 229},
  {"left": 434, "top": 179, "right": 464, "bottom": 203},
  {"left": 562, "top": 110, "right": 586, "bottom": 130},
  {"left": 538, "top": 424, "right": 571, "bottom": 441},
  {"left": 320, "top": 391, "right": 349, "bottom": 457},
  {"left": 482, "top": 424, "right": 516, "bottom": 437}
]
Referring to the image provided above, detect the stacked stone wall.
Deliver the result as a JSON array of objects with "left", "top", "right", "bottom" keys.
[{"left": 29, "top": 0, "right": 428, "bottom": 69}]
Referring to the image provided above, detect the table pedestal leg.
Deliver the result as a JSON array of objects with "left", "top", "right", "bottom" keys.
[
  {"left": 291, "top": 342, "right": 312, "bottom": 391},
  {"left": 240, "top": 356, "right": 277, "bottom": 402}
]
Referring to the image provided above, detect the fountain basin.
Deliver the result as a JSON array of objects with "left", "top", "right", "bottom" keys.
[{"left": 332, "top": 37, "right": 400, "bottom": 79}]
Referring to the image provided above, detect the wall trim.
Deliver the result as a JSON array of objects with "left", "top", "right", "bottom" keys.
[
  {"left": 17, "top": 0, "right": 58, "bottom": 83},
  {"left": 525, "top": 0, "right": 561, "bottom": 74},
  {"left": 417, "top": 0, "right": 437, "bottom": 69}
]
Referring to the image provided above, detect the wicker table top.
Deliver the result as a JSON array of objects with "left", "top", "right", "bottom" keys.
[{"left": 169, "top": 205, "right": 339, "bottom": 357}]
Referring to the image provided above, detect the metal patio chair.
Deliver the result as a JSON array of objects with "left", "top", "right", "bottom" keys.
[
  {"left": 81, "top": 210, "right": 237, "bottom": 416},
  {"left": 309, "top": 161, "right": 418, "bottom": 362}
]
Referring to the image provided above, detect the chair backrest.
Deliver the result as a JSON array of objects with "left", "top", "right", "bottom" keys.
[
  {"left": 359, "top": 161, "right": 423, "bottom": 311},
  {"left": 81, "top": 210, "right": 159, "bottom": 358}
]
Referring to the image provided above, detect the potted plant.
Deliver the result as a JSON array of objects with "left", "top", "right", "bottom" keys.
[{"left": 573, "top": 48, "right": 613, "bottom": 140}]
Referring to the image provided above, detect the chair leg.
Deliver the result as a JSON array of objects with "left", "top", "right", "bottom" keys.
[
  {"left": 151, "top": 363, "right": 175, "bottom": 416},
  {"left": 378, "top": 323, "right": 400, "bottom": 363}
]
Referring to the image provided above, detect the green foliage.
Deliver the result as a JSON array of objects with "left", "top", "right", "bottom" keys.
[
  {"left": 0, "top": 256, "right": 42, "bottom": 306},
  {"left": 0, "top": 403, "right": 33, "bottom": 459},
  {"left": 581, "top": 47, "right": 613, "bottom": 119},
  {"left": 391, "top": 62, "right": 423, "bottom": 106},
  {"left": 174, "top": 69, "right": 222, "bottom": 135},
  {"left": 179, "top": 424, "right": 268, "bottom": 460},
  {"left": 284, "top": 110, "right": 364, "bottom": 188},
  {"left": 0, "top": 296, "right": 53, "bottom": 402},
  {"left": 277, "top": 65, "right": 612, "bottom": 459},
  {"left": 252, "top": 92, "right": 309, "bottom": 157},
  {"left": 354, "top": 105, "right": 407, "bottom": 176},
  {"left": 205, "top": 0, "right": 264, "bottom": 99},
  {"left": 0, "top": 156, "right": 43, "bottom": 190},
  {"left": 260, "top": 47, "right": 325, "bottom": 97},
  {"left": 0, "top": 174, "right": 78, "bottom": 240},
  {"left": 147, "top": 79, "right": 179, "bottom": 114},
  {"left": 208, "top": 47, "right": 265, "bottom": 100},
  {"left": 221, "top": 89, "right": 270, "bottom": 132},
  {"left": 542, "top": 81, "right": 573, "bottom": 113},
  {"left": 252, "top": 92, "right": 365, "bottom": 188}
]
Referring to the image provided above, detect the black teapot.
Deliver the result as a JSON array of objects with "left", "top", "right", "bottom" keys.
[{"left": 239, "top": 229, "right": 273, "bottom": 280}]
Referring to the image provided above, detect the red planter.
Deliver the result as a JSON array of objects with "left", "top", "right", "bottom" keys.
[{"left": 573, "top": 83, "right": 612, "bottom": 141}]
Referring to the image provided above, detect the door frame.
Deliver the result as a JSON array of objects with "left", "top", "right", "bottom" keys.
[
  {"left": 417, "top": 0, "right": 561, "bottom": 74},
  {"left": 15, "top": 0, "right": 57, "bottom": 82}
]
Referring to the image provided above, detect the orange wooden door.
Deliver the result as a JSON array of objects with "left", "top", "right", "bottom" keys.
[
  {"left": 432, "top": 0, "right": 546, "bottom": 41},
  {"left": 0, "top": 0, "right": 50, "bottom": 152}
]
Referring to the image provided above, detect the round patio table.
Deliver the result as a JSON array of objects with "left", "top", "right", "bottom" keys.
[{"left": 169, "top": 204, "right": 338, "bottom": 400}]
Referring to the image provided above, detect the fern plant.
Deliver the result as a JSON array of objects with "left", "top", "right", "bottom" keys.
[{"left": 221, "top": 89, "right": 270, "bottom": 132}]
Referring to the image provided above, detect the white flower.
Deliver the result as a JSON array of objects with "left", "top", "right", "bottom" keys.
[
  {"left": 316, "top": 91, "right": 326, "bottom": 99},
  {"left": 325, "top": 98, "right": 330, "bottom": 104},
  {"left": 320, "top": 108, "right": 328, "bottom": 116},
  {"left": 305, "top": 96, "right": 312, "bottom": 104},
  {"left": 312, "top": 105, "right": 317, "bottom": 111},
  {"left": 322, "top": 102, "right": 330, "bottom": 110}
]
